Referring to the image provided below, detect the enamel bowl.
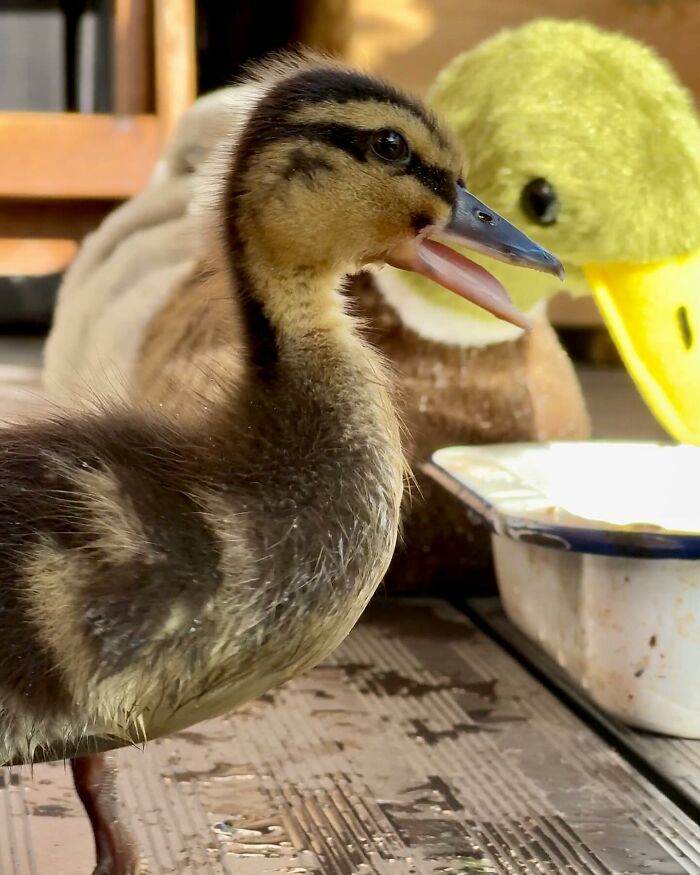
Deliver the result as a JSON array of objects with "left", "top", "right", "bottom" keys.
[{"left": 427, "top": 441, "right": 700, "bottom": 738}]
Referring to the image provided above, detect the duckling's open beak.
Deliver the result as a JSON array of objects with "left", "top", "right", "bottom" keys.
[{"left": 386, "top": 184, "right": 564, "bottom": 330}]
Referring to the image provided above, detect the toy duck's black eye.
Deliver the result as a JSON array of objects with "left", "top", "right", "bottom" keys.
[
  {"left": 370, "top": 129, "right": 410, "bottom": 165},
  {"left": 521, "top": 177, "right": 559, "bottom": 225}
]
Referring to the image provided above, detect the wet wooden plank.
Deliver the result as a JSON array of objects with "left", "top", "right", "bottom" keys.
[
  {"left": 3, "top": 600, "right": 700, "bottom": 874},
  {"left": 633, "top": 735, "right": 700, "bottom": 813},
  {"left": 468, "top": 597, "right": 700, "bottom": 816}
]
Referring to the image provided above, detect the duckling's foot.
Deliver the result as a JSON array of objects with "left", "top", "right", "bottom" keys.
[{"left": 71, "top": 754, "right": 142, "bottom": 875}]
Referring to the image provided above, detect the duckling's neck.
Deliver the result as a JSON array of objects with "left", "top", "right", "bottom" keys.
[
  {"left": 226, "top": 209, "right": 374, "bottom": 390},
  {"left": 233, "top": 244, "right": 344, "bottom": 372},
  {"left": 211, "top": 222, "right": 405, "bottom": 683},
  {"left": 226, "top": 209, "right": 404, "bottom": 491}
]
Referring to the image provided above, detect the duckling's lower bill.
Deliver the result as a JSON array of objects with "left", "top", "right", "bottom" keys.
[{"left": 387, "top": 183, "right": 564, "bottom": 330}]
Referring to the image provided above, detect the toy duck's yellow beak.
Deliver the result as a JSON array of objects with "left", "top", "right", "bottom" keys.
[{"left": 584, "top": 250, "right": 700, "bottom": 444}]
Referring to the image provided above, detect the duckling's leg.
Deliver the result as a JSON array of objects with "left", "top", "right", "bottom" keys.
[{"left": 71, "top": 754, "right": 141, "bottom": 875}]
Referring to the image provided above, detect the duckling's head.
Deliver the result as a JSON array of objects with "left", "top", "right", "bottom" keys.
[{"left": 219, "top": 56, "right": 562, "bottom": 327}]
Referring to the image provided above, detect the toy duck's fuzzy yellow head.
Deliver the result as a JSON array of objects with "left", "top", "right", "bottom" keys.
[{"left": 377, "top": 19, "right": 700, "bottom": 444}]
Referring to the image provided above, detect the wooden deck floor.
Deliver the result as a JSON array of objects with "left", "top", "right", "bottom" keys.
[{"left": 4, "top": 600, "right": 700, "bottom": 875}]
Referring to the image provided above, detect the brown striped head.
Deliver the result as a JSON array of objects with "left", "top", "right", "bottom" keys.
[{"left": 223, "top": 56, "right": 563, "bottom": 327}]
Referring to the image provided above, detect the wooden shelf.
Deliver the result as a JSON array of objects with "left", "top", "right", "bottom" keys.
[
  {"left": 0, "top": 239, "right": 77, "bottom": 276},
  {"left": 0, "top": 0, "right": 196, "bottom": 275},
  {"left": 0, "top": 113, "right": 162, "bottom": 201}
]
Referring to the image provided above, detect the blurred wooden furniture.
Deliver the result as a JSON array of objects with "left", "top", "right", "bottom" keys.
[
  {"left": 548, "top": 292, "right": 603, "bottom": 328},
  {"left": 0, "top": 0, "right": 196, "bottom": 277}
]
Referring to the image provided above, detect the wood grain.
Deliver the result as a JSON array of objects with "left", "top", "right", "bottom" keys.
[
  {"left": 114, "top": 0, "right": 153, "bottom": 114},
  {"left": 2, "top": 601, "right": 698, "bottom": 873},
  {"left": 0, "top": 113, "right": 161, "bottom": 200},
  {"left": 154, "top": 0, "right": 197, "bottom": 137}
]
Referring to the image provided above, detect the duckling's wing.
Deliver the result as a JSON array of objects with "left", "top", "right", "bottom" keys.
[{"left": 0, "top": 410, "right": 249, "bottom": 767}]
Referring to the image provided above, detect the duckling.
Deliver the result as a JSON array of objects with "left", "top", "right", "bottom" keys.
[{"left": 8, "top": 56, "right": 560, "bottom": 873}]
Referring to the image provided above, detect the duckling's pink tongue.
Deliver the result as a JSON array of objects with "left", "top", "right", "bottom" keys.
[{"left": 386, "top": 238, "right": 531, "bottom": 330}]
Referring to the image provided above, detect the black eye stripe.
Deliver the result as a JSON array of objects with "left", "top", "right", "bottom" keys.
[
  {"left": 260, "top": 121, "right": 454, "bottom": 205},
  {"left": 403, "top": 153, "right": 454, "bottom": 204},
  {"left": 289, "top": 122, "right": 370, "bottom": 163}
]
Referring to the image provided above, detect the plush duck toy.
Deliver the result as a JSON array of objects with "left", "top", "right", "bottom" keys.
[{"left": 386, "top": 18, "right": 700, "bottom": 444}]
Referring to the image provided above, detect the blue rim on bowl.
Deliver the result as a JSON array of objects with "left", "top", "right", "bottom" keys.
[{"left": 425, "top": 442, "right": 700, "bottom": 560}]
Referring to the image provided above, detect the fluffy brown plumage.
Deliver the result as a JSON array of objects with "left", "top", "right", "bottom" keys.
[
  {"left": 5, "top": 54, "right": 560, "bottom": 872},
  {"left": 4, "top": 54, "right": 446, "bottom": 766}
]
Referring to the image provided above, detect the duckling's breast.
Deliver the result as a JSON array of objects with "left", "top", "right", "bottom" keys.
[{"left": 142, "top": 426, "right": 404, "bottom": 737}]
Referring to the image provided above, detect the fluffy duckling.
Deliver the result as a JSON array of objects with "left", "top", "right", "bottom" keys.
[{"left": 6, "top": 56, "right": 560, "bottom": 873}]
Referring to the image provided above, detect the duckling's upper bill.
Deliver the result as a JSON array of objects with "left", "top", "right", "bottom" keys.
[
  {"left": 385, "top": 183, "right": 562, "bottom": 327},
  {"left": 217, "top": 56, "right": 562, "bottom": 329},
  {"left": 381, "top": 20, "right": 700, "bottom": 443}
]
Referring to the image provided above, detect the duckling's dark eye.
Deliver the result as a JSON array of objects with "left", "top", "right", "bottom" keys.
[
  {"left": 521, "top": 177, "right": 559, "bottom": 225},
  {"left": 370, "top": 129, "right": 410, "bottom": 165}
]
